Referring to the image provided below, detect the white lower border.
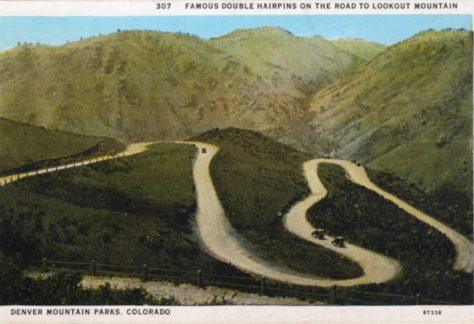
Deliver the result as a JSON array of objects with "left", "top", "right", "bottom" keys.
[{"left": 1, "top": 305, "right": 473, "bottom": 324}]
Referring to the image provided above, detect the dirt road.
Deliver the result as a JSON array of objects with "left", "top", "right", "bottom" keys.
[
  {"left": 81, "top": 275, "right": 310, "bottom": 305},
  {"left": 312, "top": 159, "right": 472, "bottom": 273},
  {"left": 190, "top": 142, "right": 404, "bottom": 287},
  {"left": 3, "top": 141, "right": 468, "bottom": 291},
  {"left": 5, "top": 141, "right": 381, "bottom": 286},
  {"left": 0, "top": 142, "right": 157, "bottom": 186},
  {"left": 283, "top": 160, "right": 402, "bottom": 286}
]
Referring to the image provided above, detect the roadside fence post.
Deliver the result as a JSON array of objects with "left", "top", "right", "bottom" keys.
[
  {"left": 260, "top": 276, "right": 266, "bottom": 296},
  {"left": 41, "top": 257, "right": 47, "bottom": 273},
  {"left": 331, "top": 285, "right": 337, "bottom": 304},
  {"left": 143, "top": 264, "right": 148, "bottom": 281},
  {"left": 197, "top": 269, "right": 202, "bottom": 288},
  {"left": 91, "top": 260, "right": 96, "bottom": 276}
]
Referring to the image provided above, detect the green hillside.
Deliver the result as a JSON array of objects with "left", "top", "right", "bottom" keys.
[
  {"left": 0, "top": 143, "right": 240, "bottom": 276},
  {"left": 308, "top": 30, "right": 472, "bottom": 198},
  {"left": 308, "top": 163, "right": 472, "bottom": 304},
  {"left": 0, "top": 117, "right": 124, "bottom": 175}
]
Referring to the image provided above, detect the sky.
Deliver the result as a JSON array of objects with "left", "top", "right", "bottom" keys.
[{"left": 0, "top": 15, "right": 471, "bottom": 50}]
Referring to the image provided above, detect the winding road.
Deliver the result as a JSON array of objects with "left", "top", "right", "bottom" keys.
[
  {"left": 1, "top": 142, "right": 471, "bottom": 289},
  {"left": 308, "top": 159, "right": 473, "bottom": 273},
  {"left": 189, "top": 142, "right": 395, "bottom": 287},
  {"left": 283, "top": 160, "right": 402, "bottom": 286},
  {"left": 285, "top": 157, "right": 473, "bottom": 285}
]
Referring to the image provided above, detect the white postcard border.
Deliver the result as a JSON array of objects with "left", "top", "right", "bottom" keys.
[{"left": 0, "top": 0, "right": 472, "bottom": 323}]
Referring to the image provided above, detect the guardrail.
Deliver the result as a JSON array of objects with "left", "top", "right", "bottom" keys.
[
  {"left": 0, "top": 153, "right": 126, "bottom": 187},
  {"left": 24, "top": 258, "right": 455, "bottom": 305}
]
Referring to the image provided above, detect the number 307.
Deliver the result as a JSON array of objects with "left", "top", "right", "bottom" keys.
[{"left": 156, "top": 2, "right": 171, "bottom": 9}]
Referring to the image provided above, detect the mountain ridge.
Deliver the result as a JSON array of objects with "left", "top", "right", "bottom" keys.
[
  {"left": 307, "top": 29, "right": 472, "bottom": 195},
  {"left": 0, "top": 28, "right": 471, "bottom": 196},
  {"left": 0, "top": 27, "right": 381, "bottom": 141}
]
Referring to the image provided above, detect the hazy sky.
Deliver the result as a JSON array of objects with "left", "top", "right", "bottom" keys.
[{"left": 0, "top": 15, "right": 471, "bottom": 50}]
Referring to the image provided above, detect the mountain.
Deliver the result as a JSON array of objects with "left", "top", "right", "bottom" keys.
[
  {"left": 0, "top": 27, "right": 470, "bottom": 196},
  {"left": 330, "top": 37, "right": 386, "bottom": 61},
  {"left": 307, "top": 30, "right": 472, "bottom": 195},
  {"left": 210, "top": 27, "right": 384, "bottom": 95},
  {"left": 0, "top": 28, "right": 382, "bottom": 143}
]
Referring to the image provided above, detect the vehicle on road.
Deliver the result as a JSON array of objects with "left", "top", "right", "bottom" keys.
[
  {"left": 332, "top": 236, "right": 346, "bottom": 248},
  {"left": 311, "top": 229, "right": 325, "bottom": 240}
]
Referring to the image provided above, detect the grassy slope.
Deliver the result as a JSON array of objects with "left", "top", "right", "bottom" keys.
[
  {"left": 308, "top": 164, "right": 472, "bottom": 304},
  {"left": 366, "top": 167, "right": 473, "bottom": 239},
  {"left": 309, "top": 30, "right": 472, "bottom": 197},
  {"left": 0, "top": 143, "right": 238, "bottom": 275},
  {"left": 0, "top": 117, "right": 124, "bottom": 175},
  {"left": 194, "top": 128, "right": 363, "bottom": 279}
]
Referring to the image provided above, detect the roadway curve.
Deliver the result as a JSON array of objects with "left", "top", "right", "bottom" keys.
[
  {"left": 0, "top": 141, "right": 403, "bottom": 287},
  {"left": 283, "top": 162, "right": 402, "bottom": 286},
  {"left": 190, "top": 142, "right": 404, "bottom": 287},
  {"left": 2, "top": 142, "right": 468, "bottom": 289},
  {"left": 285, "top": 158, "right": 473, "bottom": 274}
]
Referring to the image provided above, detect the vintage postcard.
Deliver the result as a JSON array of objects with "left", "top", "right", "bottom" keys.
[{"left": 0, "top": 0, "right": 472, "bottom": 323}]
